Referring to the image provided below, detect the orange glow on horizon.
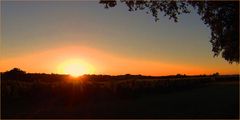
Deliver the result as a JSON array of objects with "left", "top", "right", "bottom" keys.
[
  {"left": 0, "top": 45, "right": 238, "bottom": 76},
  {"left": 57, "top": 59, "right": 95, "bottom": 77}
]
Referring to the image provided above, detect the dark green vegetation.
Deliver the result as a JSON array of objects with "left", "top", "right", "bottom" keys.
[
  {"left": 100, "top": 1, "right": 239, "bottom": 63},
  {"left": 1, "top": 68, "right": 239, "bottom": 119}
]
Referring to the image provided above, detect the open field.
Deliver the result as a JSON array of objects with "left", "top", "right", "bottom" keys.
[
  {"left": 1, "top": 74, "right": 239, "bottom": 119},
  {"left": 2, "top": 1, "right": 239, "bottom": 119}
]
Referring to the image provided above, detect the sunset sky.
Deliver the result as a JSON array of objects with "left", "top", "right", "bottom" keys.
[{"left": 1, "top": 1, "right": 239, "bottom": 76}]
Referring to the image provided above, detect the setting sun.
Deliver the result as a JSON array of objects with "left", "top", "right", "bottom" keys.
[{"left": 57, "top": 59, "right": 95, "bottom": 77}]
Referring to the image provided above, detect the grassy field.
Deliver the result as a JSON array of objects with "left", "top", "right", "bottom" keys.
[{"left": 1, "top": 73, "right": 239, "bottom": 119}]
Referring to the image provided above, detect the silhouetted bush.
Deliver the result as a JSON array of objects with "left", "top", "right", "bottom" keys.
[{"left": 2, "top": 68, "right": 26, "bottom": 81}]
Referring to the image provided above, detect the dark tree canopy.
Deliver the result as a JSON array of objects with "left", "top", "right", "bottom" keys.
[
  {"left": 4, "top": 68, "right": 26, "bottom": 75},
  {"left": 99, "top": 0, "right": 239, "bottom": 63},
  {"left": 2, "top": 68, "right": 26, "bottom": 80}
]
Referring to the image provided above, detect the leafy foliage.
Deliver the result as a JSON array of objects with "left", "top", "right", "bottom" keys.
[{"left": 99, "top": 0, "right": 239, "bottom": 63}]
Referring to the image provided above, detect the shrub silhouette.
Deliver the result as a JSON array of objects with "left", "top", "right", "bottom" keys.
[{"left": 2, "top": 68, "right": 26, "bottom": 80}]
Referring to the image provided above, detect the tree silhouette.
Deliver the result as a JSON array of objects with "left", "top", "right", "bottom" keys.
[
  {"left": 99, "top": 0, "right": 239, "bottom": 63},
  {"left": 5, "top": 68, "right": 26, "bottom": 75},
  {"left": 2, "top": 68, "right": 26, "bottom": 80}
]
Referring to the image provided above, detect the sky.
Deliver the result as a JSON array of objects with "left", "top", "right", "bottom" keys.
[{"left": 1, "top": 1, "right": 239, "bottom": 76}]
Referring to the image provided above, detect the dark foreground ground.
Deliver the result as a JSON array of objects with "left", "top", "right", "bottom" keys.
[{"left": 1, "top": 76, "right": 239, "bottom": 119}]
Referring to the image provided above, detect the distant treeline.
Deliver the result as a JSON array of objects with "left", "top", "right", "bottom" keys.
[{"left": 1, "top": 68, "right": 238, "bottom": 82}]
